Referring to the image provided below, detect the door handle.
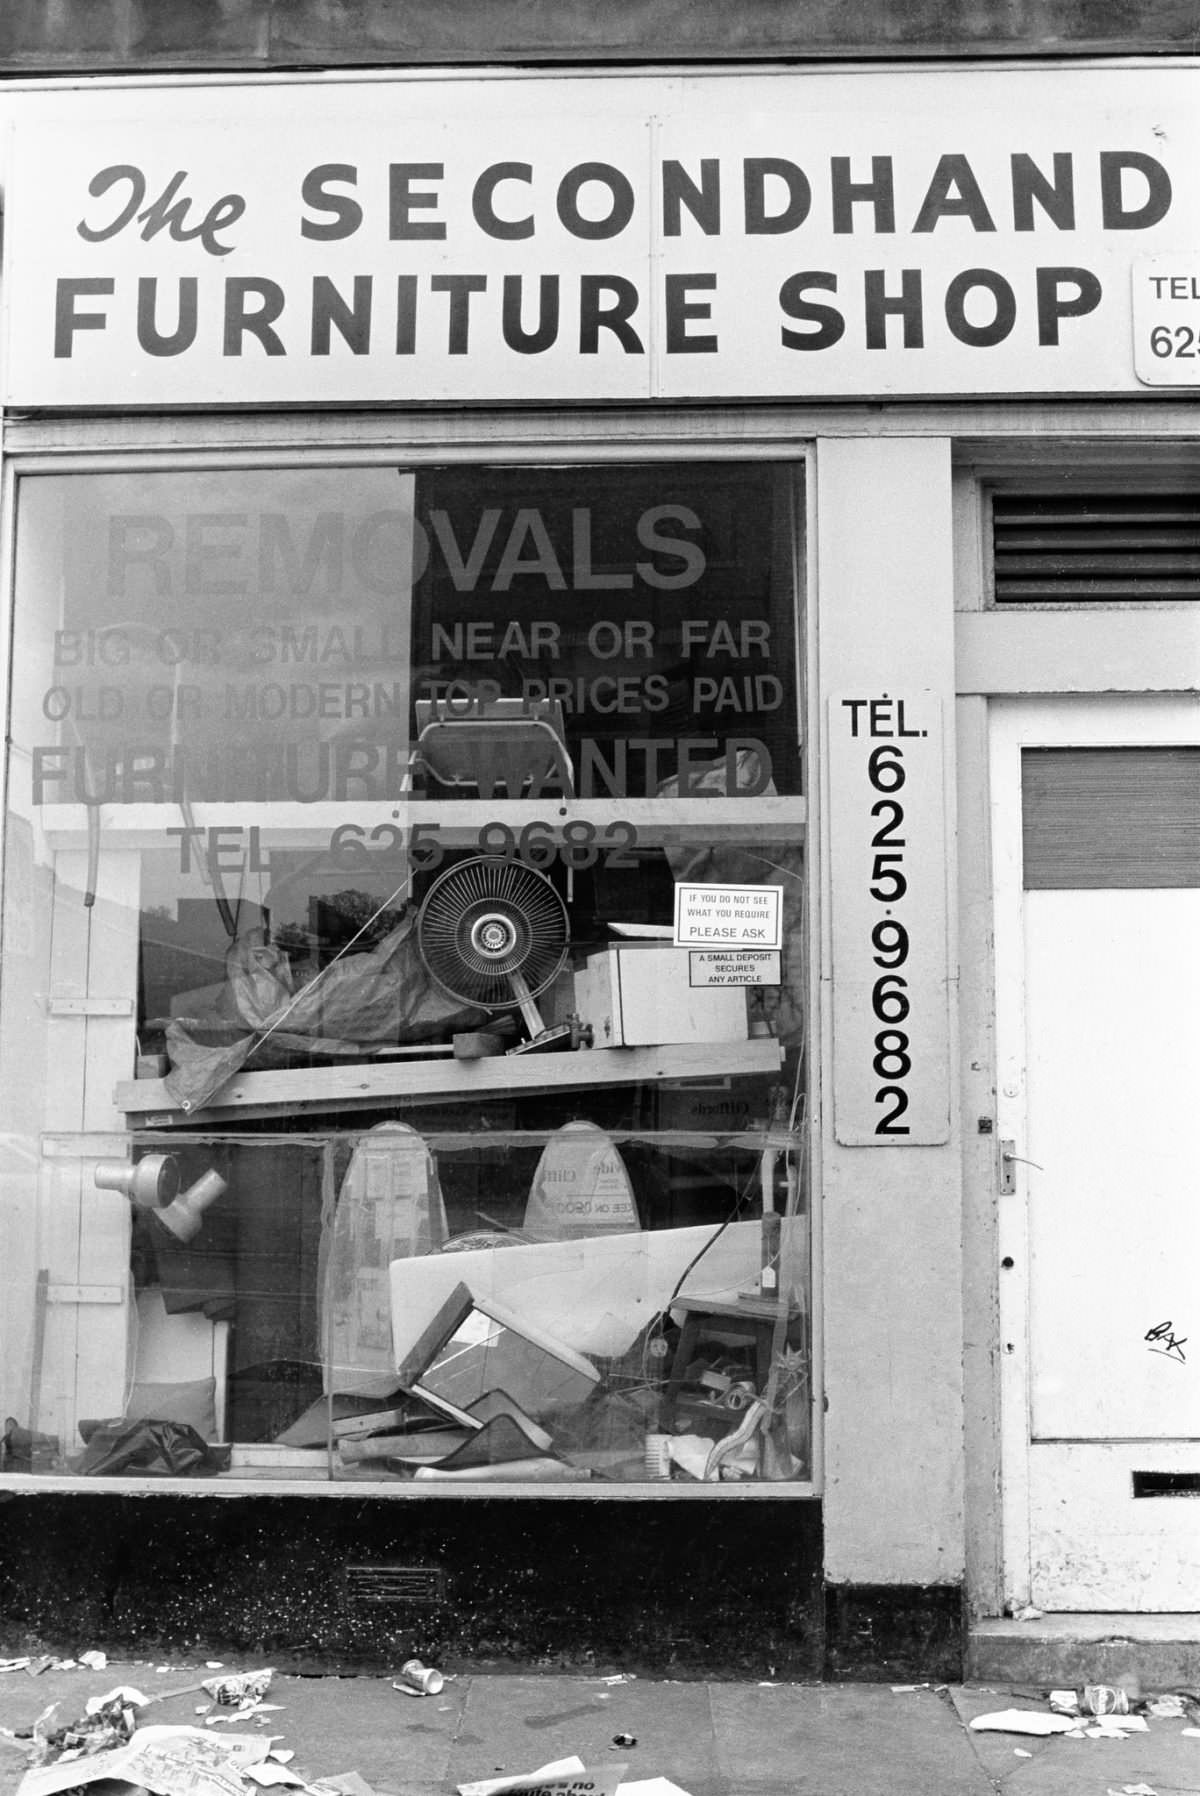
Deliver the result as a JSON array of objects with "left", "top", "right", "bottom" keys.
[{"left": 999, "top": 1139, "right": 1044, "bottom": 1194}]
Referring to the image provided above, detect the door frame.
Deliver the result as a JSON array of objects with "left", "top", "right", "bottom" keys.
[{"left": 989, "top": 693, "right": 1200, "bottom": 1614}]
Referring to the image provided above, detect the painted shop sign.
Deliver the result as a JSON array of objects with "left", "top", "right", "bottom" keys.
[
  {"left": 3, "top": 66, "right": 1200, "bottom": 404},
  {"left": 827, "top": 692, "right": 950, "bottom": 1146}
]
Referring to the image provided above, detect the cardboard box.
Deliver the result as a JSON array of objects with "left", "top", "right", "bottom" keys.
[{"left": 574, "top": 944, "right": 749, "bottom": 1047}]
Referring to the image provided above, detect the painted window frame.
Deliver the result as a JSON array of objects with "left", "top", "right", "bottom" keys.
[{"left": 0, "top": 418, "right": 821, "bottom": 1501}]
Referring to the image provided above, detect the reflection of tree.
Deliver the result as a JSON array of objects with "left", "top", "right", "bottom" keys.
[
  {"left": 306, "top": 888, "right": 407, "bottom": 954},
  {"left": 270, "top": 922, "right": 312, "bottom": 964}
]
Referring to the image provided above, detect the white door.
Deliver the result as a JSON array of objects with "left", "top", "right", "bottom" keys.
[{"left": 993, "top": 698, "right": 1200, "bottom": 1611}]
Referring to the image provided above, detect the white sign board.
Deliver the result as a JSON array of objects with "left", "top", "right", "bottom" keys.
[
  {"left": 689, "top": 949, "right": 782, "bottom": 987},
  {"left": 674, "top": 883, "right": 783, "bottom": 949},
  {"left": 1132, "top": 254, "right": 1200, "bottom": 384},
  {"left": 3, "top": 66, "right": 1200, "bottom": 404},
  {"left": 827, "top": 692, "right": 950, "bottom": 1145}
]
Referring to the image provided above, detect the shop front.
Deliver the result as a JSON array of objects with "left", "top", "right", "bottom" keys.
[{"left": 0, "top": 60, "right": 1197, "bottom": 1675}]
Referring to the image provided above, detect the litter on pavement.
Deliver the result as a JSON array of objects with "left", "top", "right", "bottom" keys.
[
  {"left": 1145, "top": 1695, "right": 1187, "bottom": 1718},
  {"left": 969, "top": 1709, "right": 1082, "bottom": 1735},
  {"left": 6, "top": 1669, "right": 381, "bottom": 1796},
  {"left": 1083, "top": 1715, "right": 1150, "bottom": 1739},
  {"left": 391, "top": 1658, "right": 445, "bottom": 1696},
  {"left": 971, "top": 1684, "right": 1200, "bottom": 1747},
  {"left": 456, "top": 1758, "right": 627, "bottom": 1796},
  {"left": 202, "top": 1670, "right": 276, "bottom": 1707}
]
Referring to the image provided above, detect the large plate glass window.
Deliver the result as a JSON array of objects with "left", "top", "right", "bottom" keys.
[{"left": 0, "top": 459, "right": 809, "bottom": 1488}]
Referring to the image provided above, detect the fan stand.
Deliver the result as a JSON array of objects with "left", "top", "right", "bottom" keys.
[
  {"left": 466, "top": 916, "right": 589, "bottom": 1054},
  {"left": 505, "top": 968, "right": 587, "bottom": 1055}
]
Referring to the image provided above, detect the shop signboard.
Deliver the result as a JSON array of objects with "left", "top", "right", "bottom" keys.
[
  {"left": 3, "top": 66, "right": 1200, "bottom": 404},
  {"left": 1132, "top": 254, "right": 1200, "bottom": 383}
]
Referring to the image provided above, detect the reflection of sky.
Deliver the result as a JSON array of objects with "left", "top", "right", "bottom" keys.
[{"left": 23, "top": 466, "right": 416, "bottom": 768}]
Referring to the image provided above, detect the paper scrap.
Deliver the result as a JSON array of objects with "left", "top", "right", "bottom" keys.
[
  {"left": 85, "top": 1685, "right": 149, "bottom": 1714},
  {"left": 15, "top": 1723, "right": 270, "bottom": 1796},
  {"left": 244, "top": 1764, "right": 306, "bottom": 1788},
  {"left": 969, "top": 1709, "right": 1080, "bottom": 1736},
  {"left": 1085, "top": 1718, "right": 1148, "bottom": 1739},
  {"left": 615, "top": 1782, "right": 694, "bottom": 1796},
  {"left": 458, "top": 1759, "right": 627, "bottom": 1796},
  {"left": 458, "top": 1757, "right": 584, "bottom": 1796},
  {"left": 207, "top": 1703, "right": 284, "bottom": 1726}
]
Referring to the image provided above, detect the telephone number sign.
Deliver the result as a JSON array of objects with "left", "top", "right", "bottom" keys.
[{"left": 828, "top": 692, "right": 951, "bottom": 1146}]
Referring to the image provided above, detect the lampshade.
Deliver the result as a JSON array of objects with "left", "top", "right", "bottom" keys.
[
  {"left": 94, "top": 1153, "right": 180, "bottom": 1209},
  {"left": 157, "top": 1169, "right": 228, "bottom": 1242}
]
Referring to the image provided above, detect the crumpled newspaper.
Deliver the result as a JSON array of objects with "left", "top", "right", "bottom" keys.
[{"left": 24, "top": 1688, "right": 146, "bottom": 1767}]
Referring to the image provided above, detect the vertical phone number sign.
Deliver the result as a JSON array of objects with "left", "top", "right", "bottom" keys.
[{"left": 828, "top": 693, "right": 950, "bottom": 1145}]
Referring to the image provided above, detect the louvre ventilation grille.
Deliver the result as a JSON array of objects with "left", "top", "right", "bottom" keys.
[
  {"left": 345, "top": 1564, "right": 446, "bottom": 1606},
  {"left": 992, "top": 493, "right": 1200, "bottom": 604}
]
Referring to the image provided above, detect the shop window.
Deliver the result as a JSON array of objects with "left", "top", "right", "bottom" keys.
[
  {"left": 992, "top": 492, "right": 1200, "bottom": 605},
  {"left": 0, "top": 459, "right": 810, "bottom": 1489}
]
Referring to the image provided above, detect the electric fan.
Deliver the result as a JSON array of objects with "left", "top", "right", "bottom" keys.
[{"left": 416, "top": 856, "right": 591, "bottom": 1054}]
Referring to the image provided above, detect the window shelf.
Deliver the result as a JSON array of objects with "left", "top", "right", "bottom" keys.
[
  {"left": 116, "top": 1037, "right": 785, "bottom": 1127},
  {"left": 40, "top": 795, "right": 805, "bottom": 853}
]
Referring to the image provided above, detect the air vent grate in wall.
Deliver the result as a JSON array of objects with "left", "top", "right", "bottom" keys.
[
  {"left": 345, "top": 1563, "right": 447, "bottom": 1605},
  {"left": 992, "top": 493, "right": 1200, "bottom": 604}
]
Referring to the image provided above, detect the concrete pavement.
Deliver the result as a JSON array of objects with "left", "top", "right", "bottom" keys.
[{"left": 2, "top": 1662, "right": 1200, "bottom": 1796}]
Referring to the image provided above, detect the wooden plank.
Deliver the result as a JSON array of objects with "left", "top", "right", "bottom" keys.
[
  {"left": 117, "top": 1038, "right": 784, "bottom": 1126},
  {"left": 47, "top": 996, "right": 135, "bottom": 1017},
  {"left": 46, "top": 1284, "right": 125, "bottom": 1305}
]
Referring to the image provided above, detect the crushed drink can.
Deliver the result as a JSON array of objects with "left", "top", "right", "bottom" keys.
[
  {"left": 1081, "top": 1684, "right": 1129, "bottom": 1716},
  {"left": 394, "top": 1658, "right": 444, "bottom": 1696}
]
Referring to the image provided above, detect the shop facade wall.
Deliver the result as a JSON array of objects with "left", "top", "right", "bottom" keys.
[
  {"left": 1, "top": 28, "right": 1198, "bottom": 1663},
  {"left": 953, "top": 438, "right": 1200, "bottom": 1625},
  {"left": 814, "top": 437, "right": 964, "bottom": 1594},
  {"left": 0, "top": 0, "right": 1198, "bottom": 71},
  {"left": 0, "top": 1493, "right": 825, "bottom": 1675},
  {"left": 5, "top": 392, "right": 1200, "bottom": 1671}
]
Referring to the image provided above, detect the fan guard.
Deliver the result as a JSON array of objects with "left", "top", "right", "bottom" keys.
[{"left": 417, "top": 855, "right": 569, "bottom": 1012}]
